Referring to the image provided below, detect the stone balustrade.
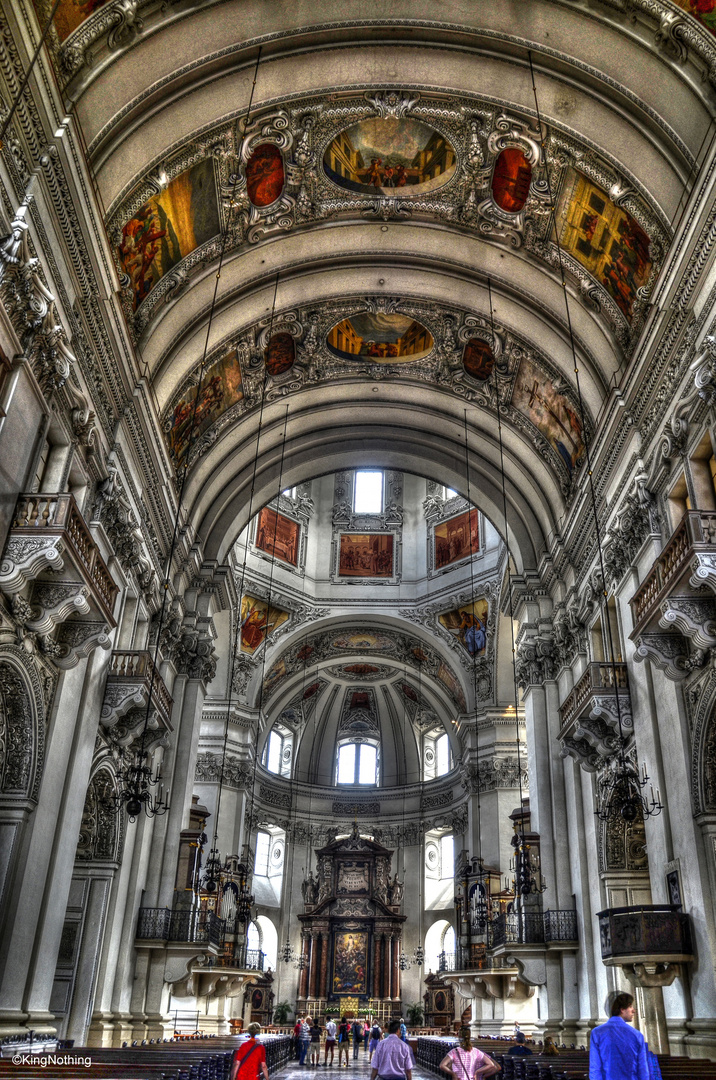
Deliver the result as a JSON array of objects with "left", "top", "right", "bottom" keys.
[
  {"left": 0, "top": 492, "right": 118, "bottom": 666},
  {"left": 558, "top": 662, "right": 631, "bottom": 771},
  {"left": 102, "top": 649, "right": 173, "bottom": 737},
  {"left": 630, "top": 510, "right": 716, "bottom": 679}
]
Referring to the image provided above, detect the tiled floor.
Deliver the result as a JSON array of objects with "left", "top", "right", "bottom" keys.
[{"left": 280, "top": 1048, "right": 433, "bottom": 1080}]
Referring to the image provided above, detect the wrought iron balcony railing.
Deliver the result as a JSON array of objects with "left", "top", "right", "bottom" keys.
[
  {"left": 136, "top": 907, "right": 226, "bottom": 948},
  {"left": 489, "top": 909, "right": 578, "bottom": 949},
  {"left": 597, "top": 904, "right": 693, "bottom": 962},
  {"left": 437, "top": 951, "right": 455, "bottom": 972}
]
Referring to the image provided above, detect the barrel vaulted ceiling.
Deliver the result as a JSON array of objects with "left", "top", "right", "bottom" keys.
[{"left": 29, "top": 0, "right": 716, "bottom": 569}]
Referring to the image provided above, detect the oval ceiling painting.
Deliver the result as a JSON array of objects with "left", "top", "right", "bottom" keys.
[
  {"left": 327, "top": 312, "right": 433, "bottom": 363},
  {"left": 265, "top": 332, "right": 295, "bottom": 376},
  {"left": 323, "top": 116, "right": 456, "bottom": 195},
  {"left": 491, "top": 147, "right": 532, "bottom": 213},
  {"left": 246, "top": 143, "right": 285, "bottom": 207},
  {"left": 463, "top": 338, "right": 495, "bottom": 381}
]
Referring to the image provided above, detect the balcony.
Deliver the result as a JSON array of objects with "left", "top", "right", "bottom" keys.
[
  {"left": 488, "top": 909, "right": 578, "bottom": 950},
  {"left": 136, "top": 907, "right": 226, "bottom": 949},
  {"left": 597, "top": 905, "right": 693, "bottom": 965},
  {"left": 101, "top": 650, "right": 173, "bottom": 745},
  {"left": 558, "top": 663, "right": 631, "bottom": 771},
  {"left": 0, "top": 493, "right": 117, "bottom": 665},
  {"left": 630, "top": 510, "right": 716, "bottom": 679}
]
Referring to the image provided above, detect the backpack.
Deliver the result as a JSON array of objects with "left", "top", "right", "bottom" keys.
[{"left": 371, "top": 1026, "right": 380, "bottom": 1039}]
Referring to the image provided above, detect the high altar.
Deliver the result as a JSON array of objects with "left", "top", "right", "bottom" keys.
[{"left": 297, "top": 826, "right": 405, "bottom": 1019}]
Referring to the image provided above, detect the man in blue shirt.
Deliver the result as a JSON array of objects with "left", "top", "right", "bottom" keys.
[{"left": 589, "top": 993, "right": 650, "bottom": 1080}]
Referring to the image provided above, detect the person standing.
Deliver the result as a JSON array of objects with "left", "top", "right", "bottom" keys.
[
  {"left": 293, "top": 1016, "right": 302, "bottom": 1060},
  {"left": 370, "top": 1019, "right": 415, "bottom": 1080},
  {"left": 230, "top": 1023, "right": 270, "bottom": 1080},
  {"left": 352, "top": 1018, "right": 363, "bottom": 1060},
  {"left": 369, "top": 1021, "right": 382, "bottom": 1056},
  {"left": 337, "top": 1016, "right": 350, "bottom": 1067},
  {"left": 363, "top": 1019, "right": 370, "bottom": 1052},
  {"left": 438, "top": 1026, "right": 500, "bottom": 1080},
  {"left": 299, "top": 1015, "right": 312, "bottom": 1066},
  {"left": 310, "top": 1018, "right": 323, "bottom": 1067},
  {"left": 324, "top": 1017, "right": 337, "bottom": 1067},
  {"left": 589, "top": 993, "right": 650, "bottom": 1080},
  {"left": 399, "top": 1018, "right": 407, "bottom": 1043}
]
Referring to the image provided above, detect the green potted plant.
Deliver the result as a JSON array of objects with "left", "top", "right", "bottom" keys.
[
  {"left": 273, "top": 1001, "right": 293, "bottom": 1024},
  {"left": 406, "top": 1003, "right": 424, "bottom": 1028}
]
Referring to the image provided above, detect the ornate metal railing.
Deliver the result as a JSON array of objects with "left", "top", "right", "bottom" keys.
[
  {"left": 559, "top": 663, "right": 629, "bottom": 734},
  {"left": 11, "top": 492, "right": 117, "bottom": 619},
  {"left": 136, "top": 907, "right": 226, "bottom": 948},
  {"left": 437, "top": 951, "right": 455, "bottom": 972},
  {"left": 597, "top": 904, "right": 692, "bottom": 961},
  {"left": 631, "top": 510, "right": 716, "bottom": 631},
  {"left": 489, "top": 909, "right": 578, "bottom": 948}
]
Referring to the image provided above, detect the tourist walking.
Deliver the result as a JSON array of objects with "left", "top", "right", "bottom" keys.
[
  {"left": 438, "top": 1026, "right": 500, "bottom": 1079},
  {"left": 230, "top": 1023, "right": 270, "bottom": 1080},
  {"left": 589, "top": 993, "right": 650, "bottom": 1080},
  {"left": 363, "top": 1019, "right": 370, "bottom": 1052},
  {"left": 352, "top": 1018, "right": 363, "bottom": 1060},
  {"left": 310, "top": 1018, "right": 323, "bottom": 1067},
  {"left": 324, "top": 1017, "right": 337, "bottom": 1067},
  {"left": 370, "top": 1020, "right": 415, "bottom": 1080},
  {"left": 369, "top": 1022, "right": 382, "bottom": 1056}
]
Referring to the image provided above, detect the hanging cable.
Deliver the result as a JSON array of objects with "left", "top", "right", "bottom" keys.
[
  {"left": 487, "top": 279, "right": 541, "bottom": 897},
  {"left": 110, "top": 46, "right": 264, "bottom": 822},
  {"left": 527, "top": 51, "right": 661, "bottom": 822},
  {"left": 461, "top": 411, "right": 489, "bottom": 930}
]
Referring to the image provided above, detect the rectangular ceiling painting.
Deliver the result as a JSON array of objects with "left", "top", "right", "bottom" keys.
[
  {"left": 338, "top": 533, "right": 394, "bottom": 577},
  {"left": 511, "top": 356, "right": 585, "bottom": 475},
  {"left": 433, "top": 508, "right": 479, "bottom": 570},
  {"left": 166, "top": 349, "right": 242, "bottom": 465},
  {"left": 255, "top": 507, "right": 301, "bottom": 567},
  {"left": 556, "top": 167, "right": 651, "bottom": 321},
  {"left": 118, "top": 159, "right": 220, "bottom": 311}
]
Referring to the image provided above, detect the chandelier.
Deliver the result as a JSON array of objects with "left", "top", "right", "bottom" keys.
[
  {"left": 109, "top": 748, "right": 170, "bottom": 822},
  {"left": 595, "top": 757, "right": 663, "bottom": 822},
  {"left": 280, "top": 936, "right": 307, "bottom": 969}
]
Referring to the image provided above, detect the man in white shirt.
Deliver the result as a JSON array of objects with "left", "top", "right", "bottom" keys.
[{"left": 324, "top": 1018, "right": 337, "bottom": 1067}]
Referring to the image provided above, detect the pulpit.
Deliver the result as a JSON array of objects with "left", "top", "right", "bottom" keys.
[{"left": 298, "top": 825, "right": 405, "bottom": 1018}]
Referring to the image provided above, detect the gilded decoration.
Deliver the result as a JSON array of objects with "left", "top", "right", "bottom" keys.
[
  {"left": 161, "top": 296, "right": 593, "bottom": 498},
  {"left": 107, "top": 90, "right": 667, "bottom": 349}
]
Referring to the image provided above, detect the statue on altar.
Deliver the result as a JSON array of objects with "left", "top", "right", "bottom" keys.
[
  {"left": 388, "top": 873, "right": 404, "bottom": 906},
  {"left": 302, "top": 871, "right": 319, "bottom": 906}
]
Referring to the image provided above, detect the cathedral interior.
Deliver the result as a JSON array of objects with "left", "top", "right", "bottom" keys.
[{"left": 6, "top": 0, "right": 716, "bottom": 1072}]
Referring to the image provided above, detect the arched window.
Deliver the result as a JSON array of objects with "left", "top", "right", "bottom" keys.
[
  {"left": 263, "top": 724, "right": 292, "bottom": 777},
  {"left": 442, "top": 924, "right": 456, "bottom": 955},
  {"left": 337, "top": 740, "right": 378, "bottom": 785},
  {"left": 247, "top": 920, "right": 261, "bottom": 953},
  {"left": 436, "top": 733, "right": 450, "bottom": 776}
]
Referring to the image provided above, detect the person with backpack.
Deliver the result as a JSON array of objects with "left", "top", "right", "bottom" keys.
[
  {"left": 337, "top": 1016, "right": 350, "bottom": 1067},
  {"left": 369, "top": 1022, "right": 382, "bottom": 1056},
  {"left": 352, "top": 1018, "right": 363, "bottom": 1060},
  {"left": 230, "top": 1023, "right": 270, "bottom": 1080}
]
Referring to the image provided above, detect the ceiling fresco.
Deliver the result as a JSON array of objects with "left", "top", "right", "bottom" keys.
[
  {"left": 105, "top": 90, "right": 668, "bottom": 350},
  {"left": 161, "top": 295, "right": 592, "bottom": 497},
  {"left": 260, "top": 624, "right": 469, "bottom": 712}
]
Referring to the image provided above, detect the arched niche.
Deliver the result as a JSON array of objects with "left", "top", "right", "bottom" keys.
[
  {"left": 0, "top": 647, "right": 46, "bottom": 804},
  {"left": 76, "top": 766, "right": 123, "bottom": 864}
]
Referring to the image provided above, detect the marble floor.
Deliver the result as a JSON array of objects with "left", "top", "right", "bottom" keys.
[{"left": 279, "top": 1048, "right": 434, "bottom": 1080}]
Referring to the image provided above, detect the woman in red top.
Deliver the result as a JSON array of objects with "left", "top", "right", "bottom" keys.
[{"left": 230, "top": 1023, "right": 270, "bottom": 1080}]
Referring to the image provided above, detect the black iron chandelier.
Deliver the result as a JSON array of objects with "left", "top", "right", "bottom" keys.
[{"left": 109, "top": 748, "right": 169, "bottom": 822}]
